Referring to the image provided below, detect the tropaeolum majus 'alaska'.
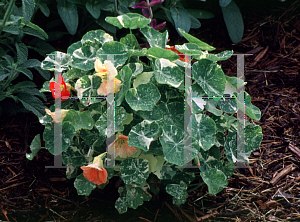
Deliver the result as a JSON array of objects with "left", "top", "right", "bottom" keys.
[
  {"left": 81, "top": 153, "right": 108, "bottom": 186},
  {"left": 94, "top": 59, "right": 122, "bottom": 96},
  {"left": 49, "top": 74, "right": 70, "bottom": 101},
  {"left": 31, "top": 13, "right": 263, "bottom": 215},
  {"left": 108, "top": 133, "right": 137, "bottom": 158}
]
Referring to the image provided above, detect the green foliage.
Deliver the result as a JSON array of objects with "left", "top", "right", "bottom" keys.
[
  {"left": 0, "top": 0, "right": 50, "bottom": 118},
  {"left": 27, "top": 12, "right": 263, "bottom": 215}
]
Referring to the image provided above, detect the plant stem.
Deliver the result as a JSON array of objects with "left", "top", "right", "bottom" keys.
[
  {"left": 146, "top": 0, "right": 153, "bottom": 19},
  {"left": 0, "top": 0, "right": 15, "bottom": 35}
]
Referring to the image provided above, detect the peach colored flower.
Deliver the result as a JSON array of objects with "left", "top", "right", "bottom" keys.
[
  {"left": 108, "top": 134, "right": 137, "bottom": 158},
  {"left": 94, "top": 59, "right": 122, "bottom": 95},
  {"left": 45, "top": 108, "right": 69, "bottom": 123},
  {"left": 97, "top": 78, "right": 122, "bottom": 96},
  {"left": 80, "top": 153, "right": 108, "bottom": 185}
]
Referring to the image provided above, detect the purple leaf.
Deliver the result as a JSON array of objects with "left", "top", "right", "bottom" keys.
[
  {"left": 132, "top": 1, "right": 148, "bottom": 9},
  {"left": 142, "top": 8, "right": 151, "bottom": 18},
  {"left": 151, "top": 19, "right": 166, "bottom": 31},
  {"left": 149, "top": 0, "right": 164, "bottom": 7}
]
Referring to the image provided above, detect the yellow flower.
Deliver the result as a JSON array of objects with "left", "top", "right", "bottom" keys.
[{"left": 45, "top": 108, "right": 69, "bottom": 123}]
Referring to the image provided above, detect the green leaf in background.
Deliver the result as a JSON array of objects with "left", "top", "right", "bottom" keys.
[
  {"left": 17, "top": 67, "right": 33, "bottom": 79},
  {"left": 86, "top": 0, "right": 101, "bottom": 19},
  {"left": 140, "top": 26, "right": 168, "bottom": 48},
  {"left": 67, "top": 41, "right": 82, "bottom": 55},
  {"left": 105, "top": 13, "right": 151, "bottom": 29},
  {"left": 203, "top": 98, "right": 223, "bottom": 116},
  {"left": 186, "top": 9, "right": 214, "bottom": 19},
  {"left": 21, "top": 19, "right": 49, "bottom": 40},
  {"left": 126, "top": 63, "right": 143, "bottom": 77},
  {"left": 236, "top": 91, "right": 261, "bottom": 120},
  {"left": 159, "top": 124, "right": 199, "bottom": 166},
  {"left": 57, "top": 0, "right": 78, "bottom": 35},
  {"left": 22, "top": 0, "right": 35, "bottom": 24},
  {"left": 15, "top": 43, "right": 28, "bottom": 64},
  {"left": 177, "top": 28, "right": 215, "bottom": 51},
  {"left": 191, "top": 113, "right": 216, "bottom": 151},
  {"left": 81, "top": 29, "right": 113, "bottom": 46},
  {"left": 26, "top": 134, "right": 42, "bottom": 160},
  {"left": 200, "top": 168, "right": 228, "bottom": 195},
  {"left": 221, "top": 0, "right": 244, "bottom": 43},
  {"left": 120, "top": 159, "right": 149, "bottom": 184},
  {"left": 23, "top": 27, "right": 46, "bottom": 40},
  {"left": 166, "top": 181, "right": 188, "bottom": 206},
  {"left": 74, "top": 75, "right": 102, "bottom": 106},
  {"left": 17, "top": 93, "right": 46, "bottom": 118},
  {"left": 41, "top": 51, "right": 72, "bottom": 72},
  {"left": 63, "top": 110, "right": 94, "bottom": 131},
  {"left": 43, "top": 122, "right": 76, "bottom": 155},
  {"left": 192, "top": 60, "right": 226, "bottom": 97},
  {"left": 96, "top": 41, "right": 128, "bottom": 68},
  {"left": 133, "top": 71, "right": 153, "bottom": 89},
  {"left": 128, "top": 120, "right": 160, "bottom": 151},
  {"left": 38, "top": 2, "right": 50, "bottom": 17},
  {"left": 218, "top": 95, "right": 237, "bottom": 113},
  {"left": 156, "top": 102, "right": 184, "bottom": 129},
  {"left": 74, "top": 173, "right": 96, "bottom": 195},
  {"left": 226, "top": 76, "right": 246, "bottom": 89},
  {"left": 147, "top": 47, "right": 179, "bottom": 61},
  {"left": 154, "top": 59, "right": 183, "bottom": 88},
  {"left": 189, "top": 14, "right": 201, "bottom": 29},
  {"left": 170, "top": 6, "right": 191, "bottom": 36},
  {"left": 72, "top": 45, "right": 98, "bottom": 71},
  {"left": 125, "top": 83, "right": 161, "bottom": 111},
  {"left": 219, "top": 0, "right": 232, "bottom": 7}
]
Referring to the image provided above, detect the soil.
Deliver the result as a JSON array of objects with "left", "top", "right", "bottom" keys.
[{"left": 1, "top": 2, "right": 300, "bottom": 222}]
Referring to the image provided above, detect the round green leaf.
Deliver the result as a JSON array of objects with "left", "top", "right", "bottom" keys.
[
  {"left": 200, "top": 168, "right": 228, "bottom": 195},
  {"left": 126, "top": 185, "right": 152, "bottom": 209},
  {"left": 43, "top": 122, "right": 76, "bottom": 155},
  {"left": 41, "top": 51, "right": 72, "bottom": 72},
  {"left": 128, "top": 120, "right": 160, "bottom": 151},
  {"left": 191, "top": 113, "right": 216, "bottom": 151},
  {"left": 72, "top": 45, "right": 98, "bottom": 71},
  {"left": 96, "top": 41, "right": 128, "bottom": 68},
  {"left": 125, "top": 83, "right": 161, "bottom": 111},
  {"left": 154, "top": 59, "right": 183, "bottom": 88},
  {"left": 105, "top": 13, "right": 151, "bottom": 29},
  {"left": 192, "top": 60, "right": 226, "bottom": 97},
  {"left": 147, "top": 47, "right": 179, "bottom": 61},
  {"left": 120, "top": 159, "right": 149, "bottom": 185},
  {"left": 115, "top": 197, "right": 128, "bottom": 214},
  {"left": 166, "top": 181, "right": 188, "bottom": 205},
  {"left": 81, "top": 29, "right": 113, "bottom": 46},
  {"left": 160, "top": 124, "right": 200, "bottom": 166},
  {"left": 63, "top": 110, "right": 94, "bottom": 131},
  {"left": 26, "top": 134, "right": 42, "bottom": 160}
]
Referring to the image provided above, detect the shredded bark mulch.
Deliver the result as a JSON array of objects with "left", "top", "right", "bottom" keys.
[{"left": 1, "top": 2, "right": 300, "bottom": 221}]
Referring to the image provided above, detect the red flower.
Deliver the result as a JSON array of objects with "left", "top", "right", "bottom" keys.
[
  {"left": 49, "top": 75, "right": 70, "bottom": 101},
  {"left": 166, "top": 46, "right": 185, "bottom": 61},
  {"left": 108, "top": 134, "right": 137, "bottom": 158}
]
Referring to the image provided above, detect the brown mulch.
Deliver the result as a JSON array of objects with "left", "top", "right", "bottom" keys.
[{"left": 1, "top": 2, "right": 300, "bottom": 222}]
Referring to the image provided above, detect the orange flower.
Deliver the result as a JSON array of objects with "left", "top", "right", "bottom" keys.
[
  {"left": 108, "top": 134, "right": 137, "bottom": 158},
  {"left": 45, "top": 108, "right": 69, "bottom": 123},
  {"left": 166, "top": 46, "right": 185, "bottom": 61},
  {"left": 81, "top": 153, "right": 108, "bottom": 185},
  {"left": 94, "top": 59, "right": 122, "bottom": 95}
]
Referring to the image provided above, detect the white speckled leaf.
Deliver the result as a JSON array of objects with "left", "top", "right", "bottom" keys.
[
  {"left": 125, "top": 83, "right": 161, "bottom": 111},
  {"left": 74, "top": 173, "right": 96, "bottom": 196},
  {"left": 128, "top": 120, "right": 160, "bottom": 151},
  {"left": 105, "top": 13, "right": 151, "bottom": 29},
  {"left": 41, "top": 51, "right": 72, "bottom": 72},
  {"left": 120, "top": 159, "right": 149, "bottom": 184}
]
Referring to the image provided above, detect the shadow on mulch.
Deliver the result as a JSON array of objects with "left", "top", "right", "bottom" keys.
[{"left": 1, "top": 2, "right": 300, "bottom": 221}]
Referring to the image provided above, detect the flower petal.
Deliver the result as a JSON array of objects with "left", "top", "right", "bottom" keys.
[
  {"left": 149, "top": 0, "right": 164, "bottom": 6},
  {"left": 132, "top": 1, "right": 148, "bottom": 9}
]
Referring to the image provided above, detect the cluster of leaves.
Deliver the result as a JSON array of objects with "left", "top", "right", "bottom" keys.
[
  {"left": 0, "top": 0, "right": 50, "bottom": 116},
  {"left": 27, "top": 13, "right": 263, "bottom": 214}
]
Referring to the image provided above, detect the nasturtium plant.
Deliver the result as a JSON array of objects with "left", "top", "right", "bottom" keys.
[{"left": 27, "top": 13, "right": 263, "bottom": 214}]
